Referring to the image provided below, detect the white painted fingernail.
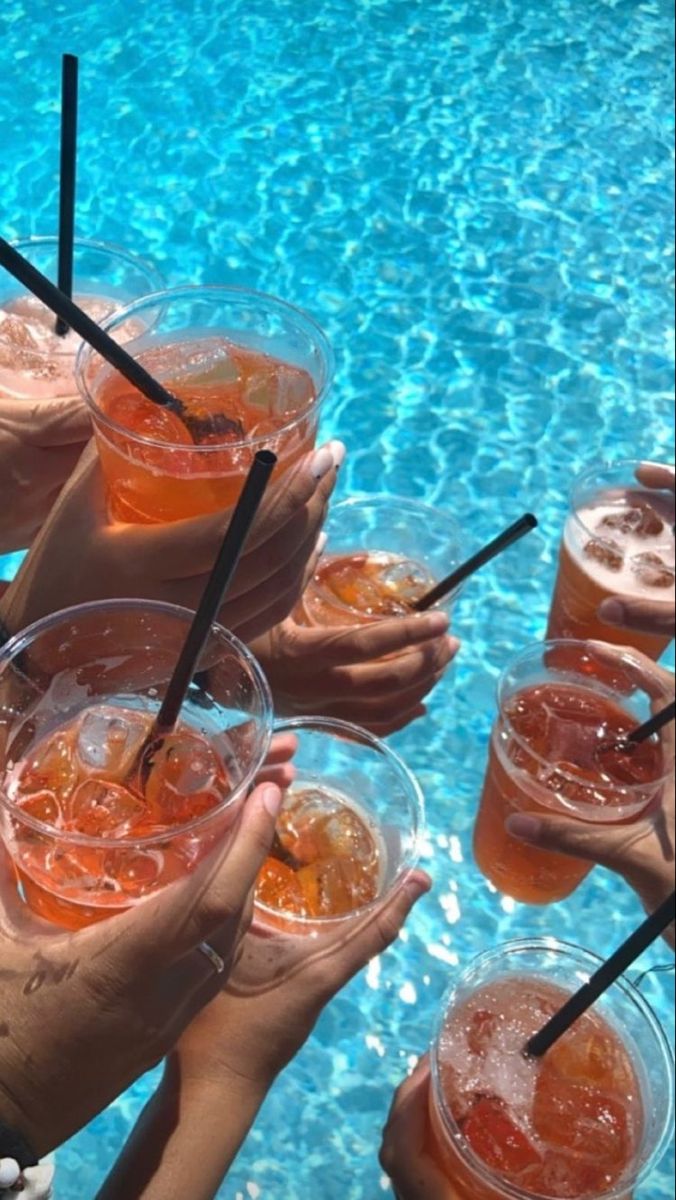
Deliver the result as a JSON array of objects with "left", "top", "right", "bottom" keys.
[
  {"left": 315, "top": 532, "right": 328, "bottom": 555},
  {"left": 310, "top": 447, "right": 334, "bottom": 480},
  {"left": 328, "top": 440, "right": 347, "bottom": 469}
]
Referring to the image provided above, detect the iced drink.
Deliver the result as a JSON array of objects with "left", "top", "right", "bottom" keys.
[
  {"left": 0, "top": 600, "right": 272, "bottom": 929},
  {"left": 294, "top": 496, "right": 461, "bottom": 627},
  {"left": 0, "top": 236, "right": 164, "bottom": 406},
  {"left": 547, "top": 462, "right": 674, "bottom": 660},
  {"left": 473, "top": 641, "right": 672, "bottom": 905},
  {"left": 429, "top": 941, "right": 674, "bottom": 1200},
  {"left": 254, "top": 717, "right": 424, "bottom": 935},
  {"left": 77, "top": 286, "right": 333, "bottom": 523}
]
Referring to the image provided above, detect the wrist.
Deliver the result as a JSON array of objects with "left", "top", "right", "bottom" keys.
[{"left": 163, "top": 1052, "right": 275, "bottom": 1108}]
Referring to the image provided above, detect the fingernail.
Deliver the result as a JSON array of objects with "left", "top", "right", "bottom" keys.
[
  {"left": 598, "top": 599, "right": 624, "bottom": 624},
  {"left": 262, "top": 785, "right": 283, "bottom": 819},
  {"left": 325, "top": 439, "right": 346, "bottom": 469},
  {"left": 310, "top": 447, "right": 334, "bottom": 480},
  {"left": 506, "top": 814, "right": 543, "bottom": 842},
  {"left": 406, "top": 873, "right": 432, "bottom": 899},
  {"left": 420, "top": 612, "right": 449, "bottom": 634},
  {"left": 315, "top": 531, "right": 328, "bottom": 555}
]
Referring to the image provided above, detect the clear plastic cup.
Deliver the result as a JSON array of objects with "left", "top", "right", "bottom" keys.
[
  {"left": 294, "top": 495, "right": 463, "bottom": 627},
  {"left": 547, "top": 460, "right": 674, "bottom": 661},
  {"left": 254, "top": 716, "right": 425, "bottom": 936},
  {"left": 473, "top": 640, "right": 674, "bottom": 904},
  {"left": 0, "top": 599, "right": 272, "bottom": 929},
  {"left": 429, "top": 938, "right": 675, "bottom": 1200},
  {"left": 77, "top": 285, "right": 334, "bottom": 523},
  {"left": 0, "top": 236, "right": 165, "bottom": 403}
]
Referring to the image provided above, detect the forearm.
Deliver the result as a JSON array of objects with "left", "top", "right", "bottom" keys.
[{"left": 96, "top": 1059, "right": 271, "bottom": 1200}]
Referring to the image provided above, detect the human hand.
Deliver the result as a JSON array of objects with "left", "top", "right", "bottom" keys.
[
  {"left": 0, "top": 780, "right": 283, "bottom": 1157},
  {"left": 0, "top": 395, "right": 91, "bottom": 552},
  {"left": 0, "top": 439, "right": 343, "bottom": 643},
  {"left": 598, "top": 462, "right": 675, "bottom": 640},
  {"left": 250, "top": 614, "right": 459, "bottom": 737},
  {"left": 507, "top": 643, "right": 675, "bottom": 944},
  {"left": 380, "top": 1059, "right": 453, "bottom": 1200}
]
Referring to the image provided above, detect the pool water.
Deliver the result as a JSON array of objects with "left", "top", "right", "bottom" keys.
[{"left": 1, "top": 0, "right": 674, "bottom": 1196}]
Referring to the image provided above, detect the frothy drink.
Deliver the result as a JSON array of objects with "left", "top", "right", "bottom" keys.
[
  {"left": 548, "top": 468, "right": 675, "bottom": 660},
  {"left": 0, "top": 294, "right": 118, "bottom": 401}
]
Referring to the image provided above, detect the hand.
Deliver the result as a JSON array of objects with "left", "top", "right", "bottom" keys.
[
  {"left": 0, "top": 781, "right": 283, "bottom": 1156},
  {"left": 380, "top": 1059, "right": 453, "bottom": 1200},
  {"left": 0, "top": 439, "right": 343, "bottom": 644},
  {"left": 250, "top": 613, "right": 459, "bottom": 737},
  {"left": 0, "top": 395, "right": 91, "bottom": 552},
  {"left": 598, "top": 462, "right": 675, "bottom": 639},
  {"left": 506, "top": 642, "right": 675, "bottom": 945},
  {"left": 97, "top": 871, "right": 432, "bottom": 1200}
]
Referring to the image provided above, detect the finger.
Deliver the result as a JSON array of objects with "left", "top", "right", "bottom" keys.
[
  {"left": 324, "top": 669, "right": 446, "bottom": 721},
  {"left": 242, "top": 440, "right": 344, "bottom": 554},
  {"left": 293, "top": 610, "right": 451, "bottom": 669},
  {"left": 330, "top": 636, "right": 459, "bottom": 699},
  {"left": 380, "top": 1059, "right": 450, "bottom": 1200},
  {"left": 27, "top": 396, "right": 93, "bottom": 446},
  {"left": 597, "top": 596, "right": 675, "bottom": 639},
  {"left": 104, "top": 784, "right": 283, "bottom": 969},
  {"left": 263, "top": 733, "right": 299, "bottom": 767},
  {"left": 28, "top": 442, "right": 91, "bottom": 499},
  {"left": 367, "top": 705, "right": 428, "bottom": 738},
  {"left": 505, "top": 812, "right": 649, "bottom": 874},
  {"left": 586, "top": 640, "right": 676, "bottom": 703},
  {"left": 255, "top": 763, "right": 296, "bottom": 789},
  {"left": 635, "top": 462, "right": 675, "bottom": 492}
]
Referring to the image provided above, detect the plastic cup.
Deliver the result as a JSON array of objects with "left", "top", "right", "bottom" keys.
[
  {"left": 547, "top": 460, "right": 675, "bottom": 661},
  {"left": 473, "top": 640, "right": 674, "bottom": 904},
  {"left": 76, "top": 285, "right": 334, "bottom": 523},
  {"left": 294, "top": 495, "right": 463, "bottom": 627},
  {"left": 253, "top": 716, "right": 425, "bottom": 936},
  {"left": 0, "top": 599, "right": 272, "bottom": 929},
  {"left": 0, "top": 236, "right": 165, "bottom": 403},
  {"left": 429, "top": 938, "right": 675, "bottom": 1200}
]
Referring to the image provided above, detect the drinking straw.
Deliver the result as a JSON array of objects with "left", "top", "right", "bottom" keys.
[
  {"left": 526, "top": 891, "right": 676, "bottom": 1059},
  {"left": 412, "top": 512, "right": 538, "bottom": 612},
  {"left": 625, "top": 700, "right": 676, "bottom": 747},
  {"left": 147, "top": 449, "right": 277, "bottom": 746},
  {"left": 0, "top": 237, "right": 185, "bottom": 419},
  {"left": 55, "top": 53, "right": 79, "bottom": 337}
]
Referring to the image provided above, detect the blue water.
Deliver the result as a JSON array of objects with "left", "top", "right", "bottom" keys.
[{"left": 1, "top": 0, "right": 675, "bottom": 1195}]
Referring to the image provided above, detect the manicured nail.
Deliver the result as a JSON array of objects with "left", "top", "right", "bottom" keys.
[
  {"left": 420, "top": 611, "right": 450, "bottom": 635},
  {"left": 328, "top": 439, "right": 347, "bottom": 469},
  {"left": 598, "top": 599, "right": 624, "bottom": 624},
  {"left": 262, "top": 785, "right": 283, "bottom": 819},
  {"left": 315, "top": 531, "right": 328, "bottom": 555},
  {"left": 506, "top": 814, "right": 543, "bottom": 841},
  {"left": 310, "top": 446, "right": 334, "bottom": 480}
]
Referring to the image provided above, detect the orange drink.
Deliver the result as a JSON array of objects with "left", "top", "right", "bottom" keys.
[
  {"left": 473, "top": 641, "right": 673, "bottom": 905},
  {"left": 0, "top": 236, "right": 164, "bottom": 404},
  {"left": 428, "top": 940, "right": 675, "bottom": 1200},
  {"left": 547, "top": 461, "right": 674, "bottom": 660},
  {"left": 254, "top": 717, "right": 424, "bottom": 935},
  {"left": 76, "top": 286, "right": 333, "bottom": 523},
  {"left": 294, "top": 496, "right": 462, "bottom": 627},
  {"left": 0, "top": 600, "right": 272, "bottom": 928}
]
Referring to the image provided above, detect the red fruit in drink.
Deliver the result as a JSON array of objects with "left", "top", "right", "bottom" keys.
[{"left": 461, "top": 1096, "right": 542, "bottom": 1174}]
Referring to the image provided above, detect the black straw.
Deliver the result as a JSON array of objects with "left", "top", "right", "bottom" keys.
[
  {"left": 0, "top": 237, "right": 183, "bottom": 415},
  {"left": 627, "top": 700, "right": 676, "bottom": 747},
  {"left": 412, "top": 513, "right": 538, "bottom": 612},
  {"left": 526, "top": 891, "right": 676, "bottom": 1059},
  {"left": 55, "top": 54, "right": 79, "bottom": 337},
  {"left": 151, "top": 450, "right": 277, "bottom": 741}
]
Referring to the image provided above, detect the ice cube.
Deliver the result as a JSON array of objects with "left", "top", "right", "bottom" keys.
[
  {"left": 69, "top": 779, "right": 146, "bottom": 838},
  {"left": 245, "top": 362, "right": 314, "bottom": 416},
  {"left": 583, "top": 537, "right": 623, "bottom": 571},
  {"left": 156, "top": 339, "right": 241, "bottom": 387},
  {"left": 533, "top": 1074, "right": 630, "bottom": 1167},
  {"left": 548, "top": 1028, "right": 635, "bottom": 1092},
  {"left": 105, "top": 847, "right": 165, "bottom": 897},
  {"left": 256, "top": 857, "right": 306, "bottom": 914},
  {"left": 74, "top": 706, "right": 151, "bottom": 780},
  {"left": 599, "top": 504, "right": 664, "bottom": 538},
  {"left": 467, "top": 1009, "right": 500, "bottom": 1058},
  {"left": 16, "top": 791, "right": 64, "bottom": 828},
  {"left": 16, "top": 732, "right": 79, "bottom": 801},
  {"left": 144, "top": 731, "right": 223, "bottom": 825},
  {"left": 378, "top": 557, "right": 430, "bottom": 603},
  {"left": 631, "top": 551, "right": 674, "bottom": 589}
]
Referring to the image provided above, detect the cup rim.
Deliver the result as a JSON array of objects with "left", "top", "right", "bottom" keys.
[
  {"left": 5, "top": 235, "right": 166, "bottom": 356},
  {"left": 75, "top": 283, "right": 335, "bottom": 454},
  {"left": 567, "top": 457, "right": 676, "bottom": 551},
  {"left": 0, "top": 598, "right": 273, "bottom": 847},
  {"left": 430, "top": 936, "right": 676, "bottom": 1200},
  {"left": 495, "top": 638, "right": 675, "bottom": 802},
  {"left": 253, "top": 714, "right": 426, "bottom": 929}
]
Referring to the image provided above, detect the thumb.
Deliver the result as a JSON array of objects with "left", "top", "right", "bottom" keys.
[
  {"left": 506, "top": 812, "right": 640, "bottom": 875},
  {"left": 327, "top": 870, "right": 431, "bottom": 990}
]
